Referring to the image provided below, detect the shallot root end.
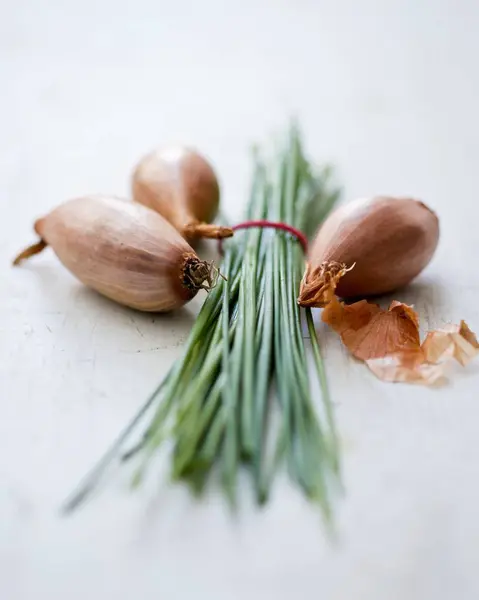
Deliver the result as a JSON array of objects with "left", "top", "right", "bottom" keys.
[
  {"left": 182, "top": 256, "right": 226, "bottom": 292},
  {"left": 297, "top": 261, "right": 355, "bottom": 308}
]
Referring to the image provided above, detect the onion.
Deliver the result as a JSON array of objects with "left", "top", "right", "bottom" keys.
[
  {"left": 13, "top": 195, "right": 217, "bottom": 311},
  {"left": 132, "top": 146, "right": 233, "bottom": 241},
  {"left": 298, "top": 196, "right": 440, "bottom": 307}
]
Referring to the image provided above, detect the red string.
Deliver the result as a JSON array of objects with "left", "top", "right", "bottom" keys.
[{"left": 218, "top": 220, "right": 308, "bottom": 254}]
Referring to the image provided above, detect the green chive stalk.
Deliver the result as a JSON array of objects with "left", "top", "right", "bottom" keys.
[{"left": 63, "top": 124, "right": 341, "bottom": 519}]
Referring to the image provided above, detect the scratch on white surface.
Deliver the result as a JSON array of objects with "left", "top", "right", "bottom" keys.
[
  {"left": 120, "top": 346, "right": 166, "bottom": 354},
  {"left": 129, "top": 315, "right": 145, "bottom": 338}
]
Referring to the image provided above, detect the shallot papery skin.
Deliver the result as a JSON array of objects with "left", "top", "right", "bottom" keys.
[{"left": 322, "top": 296, "right": 479, "bottom": 385}]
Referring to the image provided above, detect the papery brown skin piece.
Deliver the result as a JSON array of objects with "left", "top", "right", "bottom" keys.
[
  {"left": 298, "top": 196, "right": 440, "bottom": 306},
  {"left": 321, "top": 296, "right": 420, "bottom": 361},
  {"left": 366, "top": 354, "right": 446, "bottom": 385},
  {"left": 323, "top": 296, "right": 479, "bottom": 384},
  {"left": 422, "top": 321, "right": 479, "bottom": 366},
  {"left": 12, "top": 196, "right": 214, "bottom": 312},
  {"left": 132, "top": 146, "right": 233, "bottom": 241}
]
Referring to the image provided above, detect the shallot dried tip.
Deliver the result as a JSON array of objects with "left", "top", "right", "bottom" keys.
[
  {"left": 298, "top": 261, "right": 355, "bottom": 308},
  {"left": 13, "top": 240, "right": 47, "bottom": 265},
  {"left": 322, "top": 296, "right": 479, "bottom": 385},
  {"left": 183, "top": 221, "right": 234, "bottom": 240}
]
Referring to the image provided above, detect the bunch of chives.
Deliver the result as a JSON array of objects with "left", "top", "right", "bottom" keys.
[{"left": 64, "top": 124, "right": 341, "bottom": 518}]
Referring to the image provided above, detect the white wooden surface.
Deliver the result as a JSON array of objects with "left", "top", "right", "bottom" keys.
[{"left": 2, "top": 1, "right": 479, "bottom": 598}]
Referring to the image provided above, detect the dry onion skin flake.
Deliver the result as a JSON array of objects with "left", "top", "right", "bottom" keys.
[
  {"left": 322, "top": 296, "right": 479, "bottom": 385},
  {"left": 132, "top": 146, "right": 233, "bottom": 241},
  {"left": 13, "top": 195, "right": 218, "bottom": 312}
]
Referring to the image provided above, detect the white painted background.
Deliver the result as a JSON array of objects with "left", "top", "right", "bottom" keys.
[{"left": 2, "top": 1, "right": 479, "bottom": 598}]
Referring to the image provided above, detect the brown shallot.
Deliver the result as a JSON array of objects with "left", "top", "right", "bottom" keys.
[
  {"left": 132, "top": 146, "right": 233, "bottom": 241},
  {"left": 298, "top": 196, "right": 440, "bottom": 307},
  {"left": 13, "top": 195, "right": 219, "bottom": 312}
]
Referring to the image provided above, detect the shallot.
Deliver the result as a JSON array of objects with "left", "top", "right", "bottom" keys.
[
  {"left": 298, "top": 196, "right": 440, "bottom": 307},
  {"left": 13, "top": 195, "right": 217, "bottom": 311},
  {"left": 132, "top": 146, "right": 233, "bottom": 241}
]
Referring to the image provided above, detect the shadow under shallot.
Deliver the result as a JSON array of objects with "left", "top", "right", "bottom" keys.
[
  {"left": 13, "top": 258, "right": 201, "bottom": 360},
  {"left": 15, "top": 259, "right": 200, "bottom": 321}
]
